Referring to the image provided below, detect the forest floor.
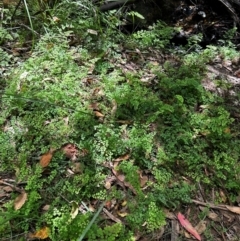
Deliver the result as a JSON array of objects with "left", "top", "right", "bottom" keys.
[{"left": 1, "top": 1, "right": 240, "bottom": 241}]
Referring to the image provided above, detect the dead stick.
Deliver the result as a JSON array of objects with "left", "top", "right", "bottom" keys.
[
  {"left": 103, "top": 208, "right": 122, "bottom": 223},
  {"left": 192, "top": 199, "right": 228, "bottom": 211}
]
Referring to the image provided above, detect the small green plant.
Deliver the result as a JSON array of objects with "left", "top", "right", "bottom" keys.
[
  {"left": 130, "top": 21, "right": 173, "bottom": 49},
  {"left": 145, "top": 201, "right": 166, "bottom": 232}
]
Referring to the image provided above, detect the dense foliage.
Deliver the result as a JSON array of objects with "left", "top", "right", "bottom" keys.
[{"left": 1, "top": 0, "right": 240, "bottom": 240}]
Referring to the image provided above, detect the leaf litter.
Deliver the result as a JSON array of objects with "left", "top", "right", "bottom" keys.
[{"left": 2, "top": 10, "right": 240, "bottom": 240}]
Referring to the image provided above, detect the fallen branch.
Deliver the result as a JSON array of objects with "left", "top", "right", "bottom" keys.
[{"left": 192, "top": 199, "right": 229, "bottom": 212}]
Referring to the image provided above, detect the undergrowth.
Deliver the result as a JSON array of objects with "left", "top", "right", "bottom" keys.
[{"left": 1, "top": 0, "right": 240, "bottom": 240}]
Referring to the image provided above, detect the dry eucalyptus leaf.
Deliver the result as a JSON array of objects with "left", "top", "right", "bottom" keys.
[
  {"left": 177, "top": 213, "right": 201, "bottom": 241},
  {"left": 184, "top": 231, "right": 191, "bottom": 239},
  {"left": 29, "top": 226, "right": 50, "bottom": 239},
  {"left": 14, "top": 192, "right": 27, "bottom": 210},
  {"left": 111, "top": 100, "right": 118, "bottom": 116},
  {"left": 40, "top": 149, "right": 55, "bottom": 167},
  {"left": 87, "top": 29, "right": 98, "bottom": 35},
  {"left": 163, "top": 209, "right": 176, "bottom": 219},
  {"left": 105, "top": 181, "right": 112, "bottom": 190},
  {"left": 94, "top": 111, "right": 104, "bottom": 117},
  {"left": 225, "top": 205, "right": 240, "bottom": 214},
  {"left": 114, "top": 153, "right": 131, "bottom": 162},
  {"left": 70, "top": 201, "right": 79, "bottom": 219},
  {"left": 42, "top": 205, "right": 50, "bottom": 211},
  {"left": 89, "top": 204, "right": 95, "bottom": 212},
  {"left": 140, "top": 175, "right": 148, "bottom": 187},
  {"left": 66, "top": 168, "right": 75, "bottom": 176},
  {"left": 89, "top": 102, "right": 99, "bottom": 110},
  {"left": 219, "top": 189, "right": 227, "bottom": 202},
  {"left": 117, "top": 211, "right": 128, "bottom": 217},
  {"left": 195, "top": 220, "right": 207, "bottom": 234},
  {"left": 104, "top": 176, "right": 116, "bottom": 190},
  {"left": 104, "top": 200, "right": 112, "bottom": 210},
  {"left": 207, "top": 212, "right": 221, "bottom": 222}
]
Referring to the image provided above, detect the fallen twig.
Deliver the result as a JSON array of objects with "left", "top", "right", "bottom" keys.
[
  {"left": 192, "top": 199, "right": 228, "bottom": 211},
  {"left": 0, "top": 180, "right": 22, "bottom": 193},
  {"left": 103, "top": 208, "right": 122, "bottom": 223}
]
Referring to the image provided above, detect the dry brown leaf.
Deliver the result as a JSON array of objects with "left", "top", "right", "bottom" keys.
[
  {"left": 117, "top": 173, "right": 125, "bottom": 182},
  {"left": 3, "top": 0, "right": 19, "bottom": 6},
  {"left": 70, "top": 201, "right": 79, "bottom": 219},
  {"left": 195, "top": 220, "right": 207, "bottom": 234},
  {"left": 164, "top": 209, "right": 176, "bottom": 219},
  {"left": 14, "top": 191, "right": 27, "bottom": 210},
  {"left": 117, "top": 211, "right": 128, "bottom": 217},
  {"left": 87, "top": 29, "right": 98, "bottom": 35},
  {"left": 88, "top": 204, "right": 95, "bottom": 212},
  {"left": 29, "top": 226, "right": 50, "bottom": 239},
  {"left": 225, "top": 205, "right": 240, "bottom": 214},
  {"left": 112, "top": 169, "right": 125, "bottom": 182},
  {"left": 89, "top": 102, "right": 99, "bottom": 110},
  {"left": 42, "top": 205, "right": 50, "bottom": 211},
  {"left": 140, "top": 175, "right": 148, "bottom": 187},
  {"left": 104, "top": 176, "right": 116, "bottom": 190},
  {"left": 111, "top": 100, "right": 118, "bottom": 116},
  {"left": 92, "top": 87, "right": 101, "bottom": 96},
  {"left": 85, "top": 77, "right": 94, "bottom": 85},
  {"left": 115, "top": 120, "right": 133, "bottom": 125},
  {"left": 94, "top": 111, "right": 104, "bottom": 117},
  {"left": 104, "top": 200, "right": 112, "bottom": 210},
  {"left": 40, "top": 152, "right": 52, "bottom": 167},
  {"left": 40, "top": 149, "right": 55, "bottom": 167},
  {"left": 66, "top": 168, "right": 75, "bottom": 176},
  {"left": 207, "top": 212, "right": 221, "bottom": 222},
  {"left": 105, "top": 181, "right": 112, "bottom": 190},
  {"left": 219, "top": 189, "right": 227, "bottom": 202},
  {"left": 62, "top": 143, "right": 79, "bottom": 161},
  {"left": 114, "top": 153, "right": 131, "bottom": 162}
]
